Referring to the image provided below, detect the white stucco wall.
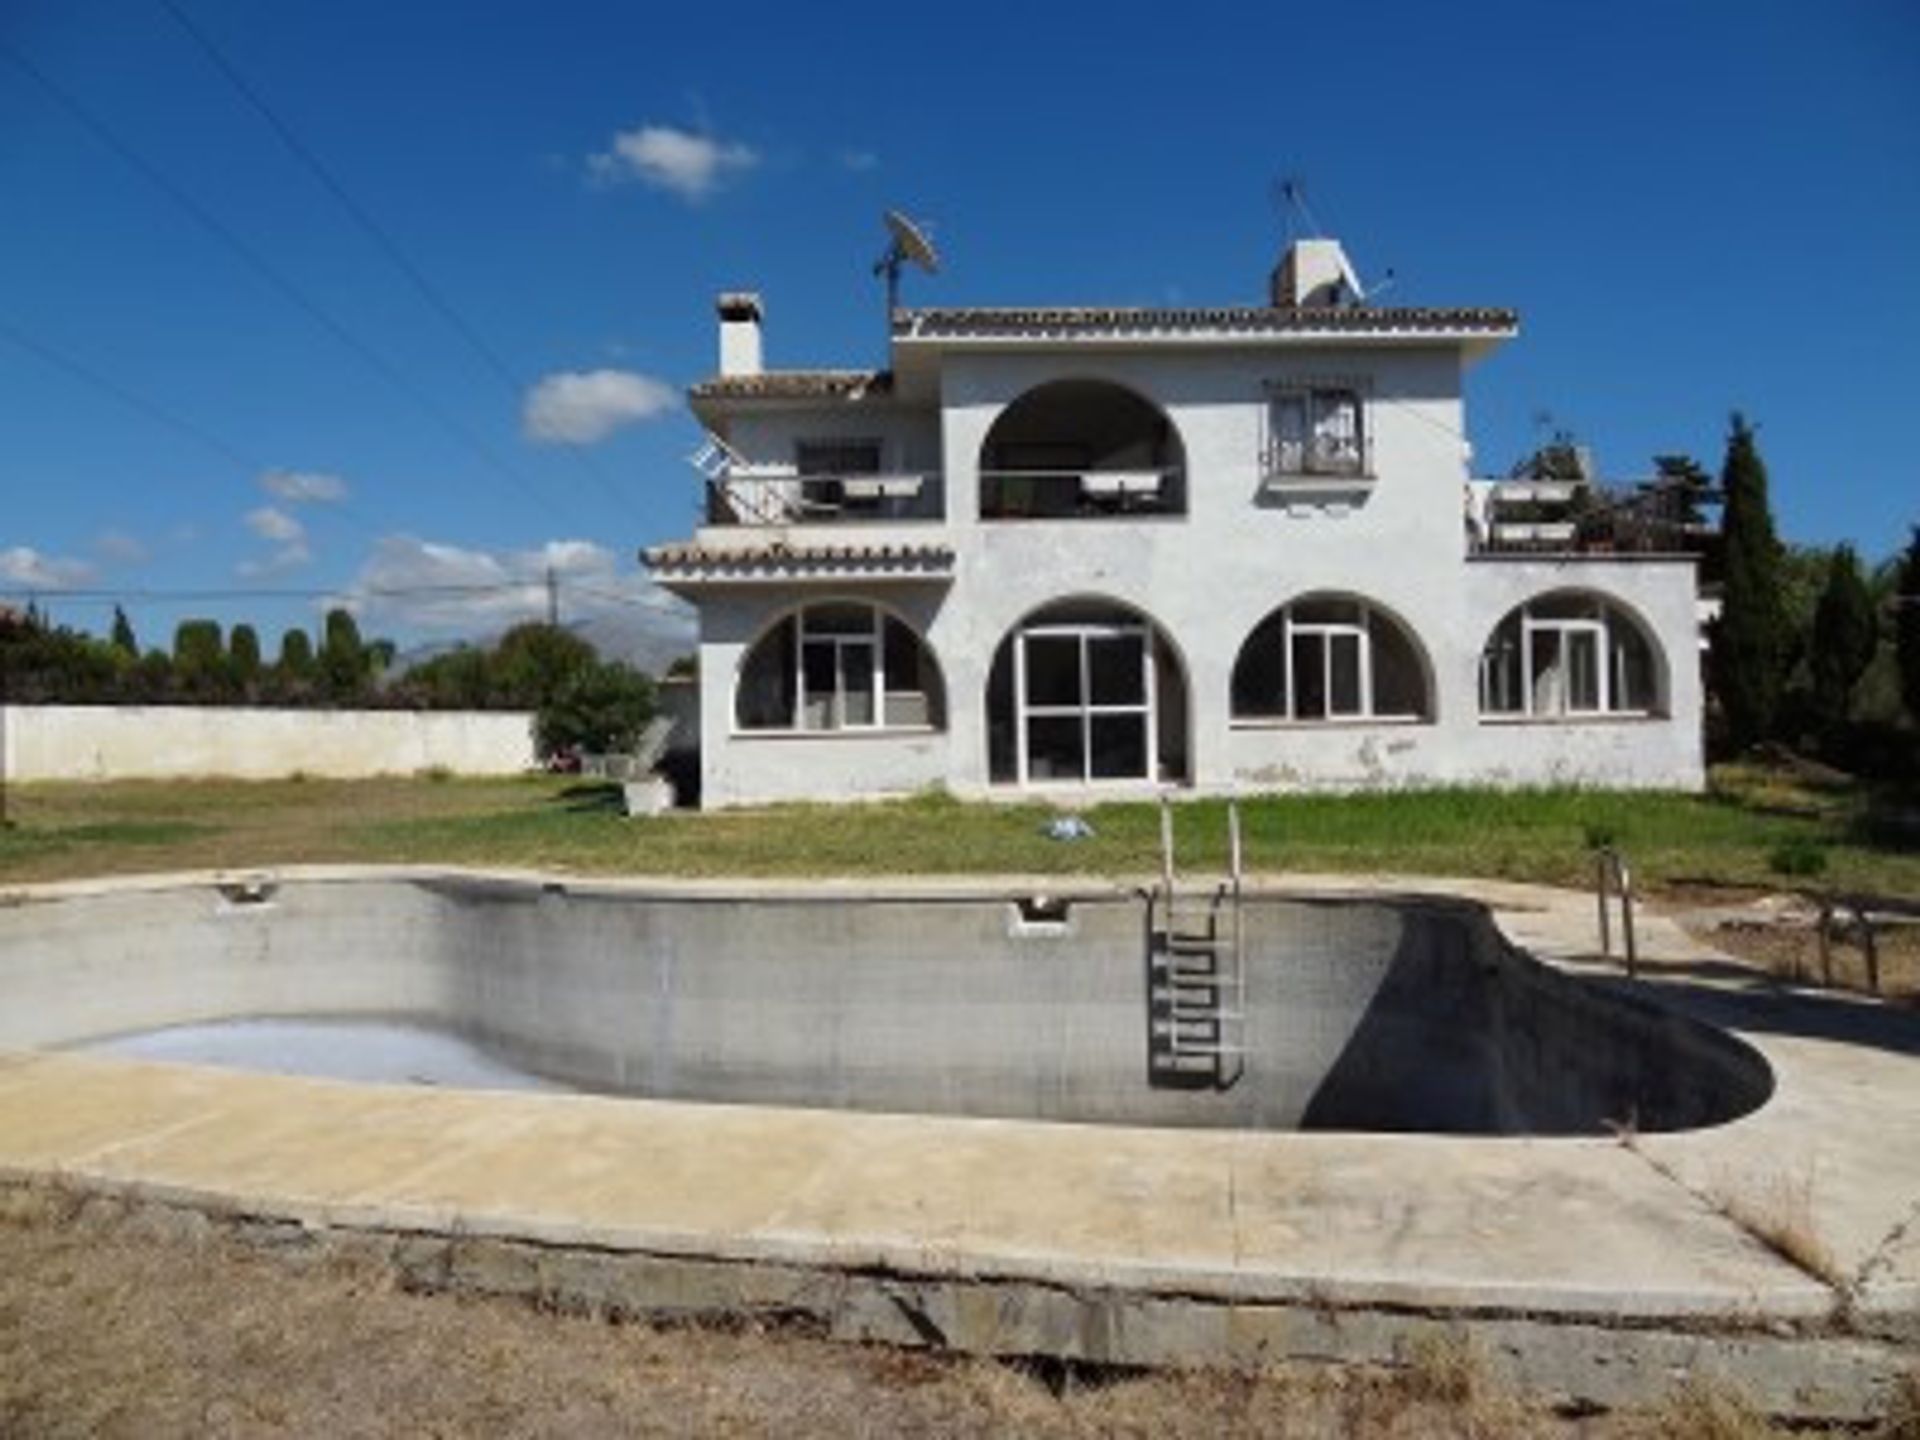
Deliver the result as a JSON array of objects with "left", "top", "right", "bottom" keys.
[
  {"left": 0, "top": 705, "right": 537, "bottom": 782},
  {"left": 679, "top": 337, "right": 1705, "bottom": 806}
]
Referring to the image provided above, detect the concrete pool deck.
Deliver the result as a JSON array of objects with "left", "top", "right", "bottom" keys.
[{"left": 1, "top": 867, "right": 1915, "bottom": 1418}]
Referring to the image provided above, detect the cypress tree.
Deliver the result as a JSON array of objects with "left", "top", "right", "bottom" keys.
[
  {"left": 229, "top": 624, "right": 262, "bottom": 689},
  {"left": 110, "top": 605, "right": 138, "bottom": 657},
  {"left": 1899, "top": 526, "right": 1920, "bottom": 727},
  {"left": 1714, "top": 414, "right": 1788, "bottom": 751},
  {"left": 1809, "top": 544, "right": 1876, "bottom": 736},
  {"left": 278, "top": 628, "right": 314, "bottom": 677},
  {"left": 318, "top": 607, "right": 368, "bottom": 702},
  {"left": 172, "top": 619, "right": 224, "bottom": 674}
]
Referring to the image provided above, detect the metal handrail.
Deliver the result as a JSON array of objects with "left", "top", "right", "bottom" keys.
[
  {"left": 1815, "top": 894, "right": 1883, "bottom": 996},
  {"left": 705, "top": 471, "right": 943, "bottom": 526},
  {"left": 1594, "top": 845, "right": 1637, "bottom": 976},
  {"left": 980, "top": 468, "right": 1184, "bottom": 519},
  {"left": 1259, "top": 435, "right": 1374, "bottom": 481}
]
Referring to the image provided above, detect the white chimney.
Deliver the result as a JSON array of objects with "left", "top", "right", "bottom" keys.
[
  {"left": 717, "top": 291, "right": 763, "bottom": 376},
  {"left": 1270, "top": 238, "right": 1363, "bottom": 308}
]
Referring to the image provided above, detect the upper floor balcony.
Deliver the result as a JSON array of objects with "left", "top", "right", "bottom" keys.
[
  {"left": 704, "top": 469, "right": 946, "bottom": 526},
  {"left": 978, "top": 379, "right": 1186, "bottom": 521},
  {"left": 692, "top": 433, "right": 944, "bottom": 527}
]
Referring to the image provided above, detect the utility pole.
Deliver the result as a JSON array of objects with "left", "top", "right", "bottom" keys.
[
  {"left": 546, "top": 566, "right": 560, "bottom": 628},
  {"left": 0, "top": 631, "right": 10, "bottom": 830}
]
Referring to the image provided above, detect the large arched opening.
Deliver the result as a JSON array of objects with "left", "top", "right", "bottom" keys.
[
  {"left": 978, "top": 379, "right": 1186, "bottom": 520},
  {"left": 985, "top": 597, "right": 1189, "bottom": 785}
]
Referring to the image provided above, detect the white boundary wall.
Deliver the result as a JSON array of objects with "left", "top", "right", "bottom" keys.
[{"left": 0, "top": 705, "right": 536, "bottom": 781}]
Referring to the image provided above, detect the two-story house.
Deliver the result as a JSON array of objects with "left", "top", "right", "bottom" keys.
[{"left": 646, "top": 237, "right": 1704, "bottom": 809}]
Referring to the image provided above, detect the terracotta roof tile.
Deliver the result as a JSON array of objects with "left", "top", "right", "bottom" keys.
[
  {"left": 643, "top": 539, "right": 955, "bottom": 579},
  {"left": 894, "top": 305, "right": 1517, "bottom": 339},
  {"left": 689, "top": 370, "right": 893, "bottom": 401}
]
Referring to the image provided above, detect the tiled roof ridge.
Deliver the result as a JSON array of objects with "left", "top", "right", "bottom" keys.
[
  {"left": 644, "top": 539, "right": 954, "bottom": 570},
  {"left": 689, "top": 369, "right": 892, "bottom": 400},
  {"left": 895, "top": 304, "right": 1517, "bottom": 334}
]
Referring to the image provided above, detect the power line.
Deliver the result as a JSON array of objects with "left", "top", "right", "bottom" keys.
[
  {"left": 0, "top": 317, "right": 261, "bottom": 475},
  {"left": 0, "top": 36, "right": 593, "bottom": 537},
  {"left": 155, "top": 0, "right": 649, "bottom": 527},
  {"left": 0, "top": 316, "right": 388, "bottom": 544},
  {"left": 1, "top": 582, "right": 537, "bottom": 603}
]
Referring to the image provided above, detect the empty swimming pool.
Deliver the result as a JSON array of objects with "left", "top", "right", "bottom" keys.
[{"left": 0, "top": 872, "right": 1771, "bottom": 1135}]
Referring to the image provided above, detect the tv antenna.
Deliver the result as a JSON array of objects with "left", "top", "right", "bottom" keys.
[
  {"left": 1271, "top": 176, "right": 1324, "bottom": 243},
  {"left": 875, "top": 209, "right": 940, "bottom": 321}
]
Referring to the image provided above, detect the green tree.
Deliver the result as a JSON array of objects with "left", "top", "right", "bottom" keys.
[
  {"left": 490, "top": 622, "right": 596, "bottom": 709},
  {"left": 1809, "top": 544, "right": 1877, "bottom": 736},
  {"left": 318, "top": 607, "right": 369, "bottom": 702},
  {"left": 401, "top": 646, "right": 495, "bottom": 709},
  {"left": 172, "top": 618, "right": 222, "bottom": 670},
  {"left": 1648, "top": 453, "right": 1716, "bottom": 529},
  {"left": 278, "top": 627, "right": 315, "bottom": 677},
  {"left": 536, "top": 658, "right": 655, "bottom": 757},
  {"left": 1899, "top": 526, "right": 1920, "bottom": 726},
  {"left": 110, "top": 605, "right": 138, "bottom": 657},
  {"left": 172, "top": 618, "right": 228, "bottom": 698},
  {"left": 1713, "top": 414, "right": 1788, "bottom": 751},
  {"left": 228, "top": 624, "right": 263, "bottom": 692}
]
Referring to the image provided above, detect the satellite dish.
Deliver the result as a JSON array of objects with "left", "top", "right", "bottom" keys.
[
  {"left": 884, "top": 210, "right": 940, "bottom": 275},
  {"left": 875, "top": 210, "right": 940, "bottom": 324}
]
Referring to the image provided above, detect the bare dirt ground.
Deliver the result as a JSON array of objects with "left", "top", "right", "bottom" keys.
[
  {"left": 7, "top": 1190, "right": 1894, "bottom": 1440},
  {"left": 1658, "top": 881, "right": 1920, "bottom": 1004}
]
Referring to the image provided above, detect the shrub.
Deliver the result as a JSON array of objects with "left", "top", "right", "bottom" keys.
[{"left": 1767, "top": 837, "right": 1828, "bottom": 878}]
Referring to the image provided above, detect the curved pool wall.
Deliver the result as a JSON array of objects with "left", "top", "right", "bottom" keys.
[{"left": 0, "top": 874, "right": 1772, "bottom": 1135}]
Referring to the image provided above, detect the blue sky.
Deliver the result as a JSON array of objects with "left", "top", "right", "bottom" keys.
[{"left": 3, "top": 0, "right": 1916, "bottom": 653}]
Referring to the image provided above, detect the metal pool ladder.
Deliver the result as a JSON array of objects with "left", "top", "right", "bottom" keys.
[{"left": 1147, "top": 795, "right": 1247, "bottom": 1089}]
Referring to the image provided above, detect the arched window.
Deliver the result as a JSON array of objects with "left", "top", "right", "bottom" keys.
[
  {"left": 985, "top": 598, "right": 1189, "bottom": 785},
  {"left": 1230, "top": 596, "right": 1430, "bottom": 722},
  {"left": 1478, "top": 593, "right": 1662, "bottom": 718},
  {"left": 735, "top": 603, "right": 946, "bottom": 732}
]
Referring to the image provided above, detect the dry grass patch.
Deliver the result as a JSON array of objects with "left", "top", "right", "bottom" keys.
[
  {"left": 1633, "top": 1375, "right": 1781, "bottom": 1440},
  {"left": 0, "top": 1192, "right": 1856, "bottom": 1438},
  {"left": 1712, "top": 1170, "right": 1845, "bottom": 1288}
]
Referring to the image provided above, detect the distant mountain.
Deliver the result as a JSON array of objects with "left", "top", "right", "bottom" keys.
[
  {"left": 567, "top": 592, "right": 697, "bottom": 675},
  {"left": 387, "top": 589, "right": 696, "bottom": 679}
]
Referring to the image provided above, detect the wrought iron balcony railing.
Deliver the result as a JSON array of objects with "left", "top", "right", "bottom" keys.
[{"left": 706, "top": 472, "right": 944, "bottom": 526}]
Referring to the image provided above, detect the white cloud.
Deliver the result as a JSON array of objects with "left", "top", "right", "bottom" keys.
[
  {"left": 587, "top": 124, "right": 756, "bottom": 201},
  {"left": 522, "top": 368, "right": 677, "bottom": 445},
  {"left": 236, "top": 540, "right": 312, "bottom": 579},
  {"left": 239, "top": 507, "right": 311, "bottom": 576},
  {"left": 839, "top": 148, "right": 879, "bottom": 172},
  {"left": 94, "top": 530, "right": 149, "bottom": 564},
  {"left": 338, "top": 534, "right": 694, "bottom": 667},
  {"left": 0, "top": 546, "right": 95, "bottom": 588},
  {"left": 260, "top": 468, "right": 348, "bottom": 504},
  {"left": 245, "top": 506, "right": 305, "bottom": 543}
]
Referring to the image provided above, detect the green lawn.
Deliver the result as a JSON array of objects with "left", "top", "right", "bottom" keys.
[{"left": 1, "top": 764, "right": 1914, "bottom": 899}]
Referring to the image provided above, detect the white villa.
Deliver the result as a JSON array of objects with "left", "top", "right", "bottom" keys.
[{"left": 645, "top": 237, "right": 1703, "bottom": 809}]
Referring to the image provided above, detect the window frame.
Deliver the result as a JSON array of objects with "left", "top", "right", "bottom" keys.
[
  {"left": 1478, "top": 596, "right": 1661, "bottom": 721},
  {"left": 1013, "top": 621, "right": 1157, "bottom": 784},
  {"left": 734, "top": 602, "right": 943, "bottom": 737},
  {"left": 1230, "top": 598, "right": 1426, "bottom": 725},
  {"left": 1262, "top": 379, "right": 1372, "bottom": 480}
]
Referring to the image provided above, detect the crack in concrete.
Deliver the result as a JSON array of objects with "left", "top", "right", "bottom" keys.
[
  {"left": 1611, "top": 1136, "right": 1847, "bottom": 1309},
  {"left": 1853, "top": 1194, "right": 1920, "bottom": 1292}
]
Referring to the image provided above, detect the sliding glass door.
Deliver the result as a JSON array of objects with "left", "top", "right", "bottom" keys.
[{"left": 1014, "top": 623, "right": 1154, "bottom": 784}]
